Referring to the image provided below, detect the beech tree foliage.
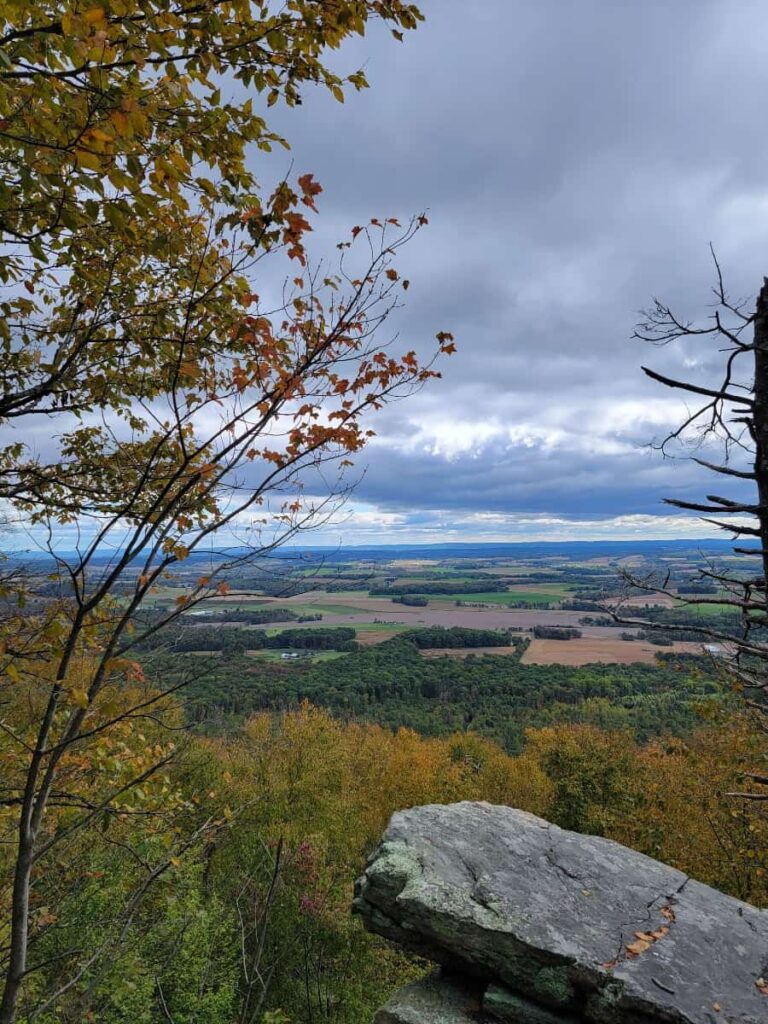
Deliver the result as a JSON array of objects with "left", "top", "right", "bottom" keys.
[{"left": 0, "top": 3, "right": 452, "bottom": 1020}]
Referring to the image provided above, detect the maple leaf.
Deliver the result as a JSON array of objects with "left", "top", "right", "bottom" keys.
[{"left": 298, "top": 172, "right": 323, "bottom": 210}]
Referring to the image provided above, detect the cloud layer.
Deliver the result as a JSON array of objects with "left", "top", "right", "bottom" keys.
[
  {"left": 250, "top": 0, "right": 768, "bottom": 542},
  {"left": 8, "top": 2, "right": 767, "bottom": 551}
]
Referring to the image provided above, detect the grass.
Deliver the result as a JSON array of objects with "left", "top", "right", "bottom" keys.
[
  {"left": 671, "top": 600, "right": 735, "bottom": 617},
  {"left": 312, "top": 602, "right": 372, "bottom": 614},
  {"left": 247, "top": 649, "right": 347, "bottom": 663}
]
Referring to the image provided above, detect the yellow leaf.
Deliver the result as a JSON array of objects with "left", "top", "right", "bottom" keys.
[
  {"left": 75, "top": 149, "right": 102, "bottom": 171},
  {"left": 88, "top": 127, "right": 113, "bottom": 144},
  {"left": 84, "top": 7, "right": 106, "bottom": 26},
  {"left": 109, "top": 110, "right": 131, "bottom": 137},
  {"left": 168, "top": 150, "right": 191, "bottom": 175}
]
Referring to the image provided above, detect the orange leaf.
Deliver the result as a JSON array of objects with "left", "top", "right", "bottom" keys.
[{"left": 625, "top": 938, "right": 651, "bottom": 957}]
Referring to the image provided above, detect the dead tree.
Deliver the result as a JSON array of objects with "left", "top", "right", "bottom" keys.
[{"left": 620, "top": 261, "right": 768, "bottom": 767}]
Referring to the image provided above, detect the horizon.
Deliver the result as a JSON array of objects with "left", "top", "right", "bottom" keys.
[{"left": 6, "top": 535, "right": 745, "bottom": 562}]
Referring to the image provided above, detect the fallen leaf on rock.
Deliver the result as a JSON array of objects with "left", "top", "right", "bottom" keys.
[{"left": 626, "top": 938, "right": 652, "bottom": 957}]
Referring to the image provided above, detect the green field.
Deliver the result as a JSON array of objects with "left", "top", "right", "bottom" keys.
[
  {"left": 673, "top": 600, "right": 735, "bottom": 617},
  {"left": 247, "top": 649, "right": 347, "bottom": 663}
]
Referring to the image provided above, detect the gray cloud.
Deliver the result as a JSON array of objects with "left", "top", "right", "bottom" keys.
[
  {"left": 16, "top": 0, "right": 768, "bottom": 547},
  {"left": 245, "top": 0, "right": 768, "bottom": 538}
]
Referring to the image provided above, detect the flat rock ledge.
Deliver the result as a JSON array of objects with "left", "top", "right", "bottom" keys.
[{"left": 353, "top": 802, "right": 768, "bottom": 1024}]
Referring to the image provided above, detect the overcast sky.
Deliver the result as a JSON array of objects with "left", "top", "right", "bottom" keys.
[
  {"left": 244, "top": 0, "right": 767, "bottom": 546},
  {"left": 11, "top": 0, "right": 768, "bottom": 554}
]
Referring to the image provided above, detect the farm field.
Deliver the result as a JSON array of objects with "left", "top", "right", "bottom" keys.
[
  {"left": 429, "top": 586, "right": 571, "bottom": 605},
  {"left": 355, "top": 626, "right": 411, "bottom": 645},
  {"left": 610, "top": 592, "right": 677, "bottom": 609},
  {"left": 245, "top": 649, "right": 346, "bottom": 663},
  {"left": 260, "top": 605, "right": 589, "bottom": 631},
  {"left": 521, "top": 637, "right": 706, "bottom": 666},
  {"left": 418, "top": 646, "right": 520, "bottom": 659},
  {"left": 190, "top": 582, "right": 738, "bottom": 645}
]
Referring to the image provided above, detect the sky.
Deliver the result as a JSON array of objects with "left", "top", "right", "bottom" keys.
[
  {"left": 8, "top": 0, "right": 768, "bottom": 553},
  {"left": 250, "top": 0, "right": 768, "bottom": 546}
]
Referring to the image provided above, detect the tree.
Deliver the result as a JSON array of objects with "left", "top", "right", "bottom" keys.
[
  {"left": 0, "top": 3, "right": 451, "bottom": 1020},
  {"left": 620, "top": 261, "right": 768, "bottom": 782}
]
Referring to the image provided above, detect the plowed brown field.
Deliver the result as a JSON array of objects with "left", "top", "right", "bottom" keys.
[{"left": 521, "top": 638, "right": 705, "bottom": 666}]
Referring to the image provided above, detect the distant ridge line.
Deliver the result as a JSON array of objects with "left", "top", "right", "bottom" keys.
[{"left": 7, "top": 537, "right": 750, "bottom": 565}]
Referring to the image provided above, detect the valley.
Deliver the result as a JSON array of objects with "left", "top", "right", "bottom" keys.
[{"left": 128, "top": 539, "right": 746, "bottom": 750}]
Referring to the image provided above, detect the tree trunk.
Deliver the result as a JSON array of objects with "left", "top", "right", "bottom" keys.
[{"left": 751, "top": 279, "right": 768, "bottom": 616}]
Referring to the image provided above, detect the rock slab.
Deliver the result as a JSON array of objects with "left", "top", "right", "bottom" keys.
[
  {"left": 373, "top": 975, "right": 484, "bottom": 1023},
  {"left": 354, "top": 802, "right": 768, "bottom": 1024}
]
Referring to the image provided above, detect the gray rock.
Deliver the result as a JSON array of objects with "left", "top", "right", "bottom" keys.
[
  {"left": 354, "top": 802, "right": 768, "bottom": 1024},
  {"left": 373, "top": 974, "right": 487, "bottom": 1023},
  {"left": 483, "top": 983, "right": 579, "bottom": 1024}
]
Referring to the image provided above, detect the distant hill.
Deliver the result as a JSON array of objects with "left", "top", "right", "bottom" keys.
[{"left": 5, "top": 536, "right": 747, "bottom": 567}]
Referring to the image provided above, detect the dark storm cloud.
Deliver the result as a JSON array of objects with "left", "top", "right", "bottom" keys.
[{"left": 354, "top": 437, "right": 751, "bottom": 518}]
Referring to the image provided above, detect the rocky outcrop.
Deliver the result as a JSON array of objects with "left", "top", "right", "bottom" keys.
[{"left": 353, "top": 802, "right": 768, "bottom": 1024}]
